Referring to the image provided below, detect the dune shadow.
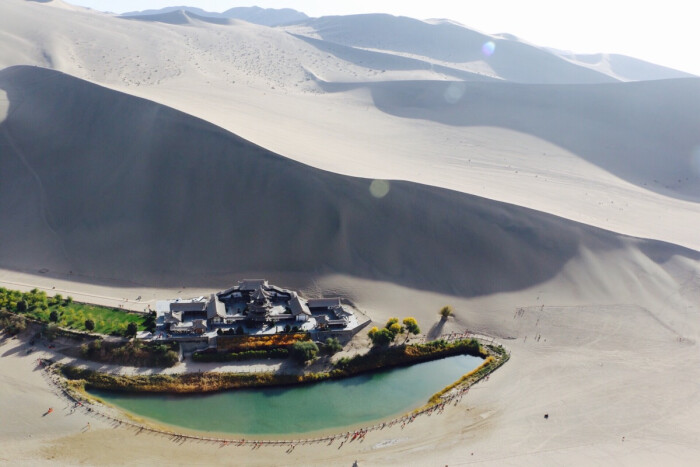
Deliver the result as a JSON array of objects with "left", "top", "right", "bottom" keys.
[
  {"left": 0, "top": 66, "right": 695, "bottom": 303},
  {"left": 303, "top": 14, "right": 618, "bottom": 85},
  {"left": 1, "top": 339, "right": 28, "bottom": 357},
  {"left": 325, "top": 78, "right": 700, "bottom": 202},
  {"left": 426, "top": 319, "right": 446, "bottom": 340},
  {"left": 291, "top": 34, "right": 495, "bottom": 83}
]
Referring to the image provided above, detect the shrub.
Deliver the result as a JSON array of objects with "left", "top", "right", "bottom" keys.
[
  {"left": 440, "top": 306, "right": 453, "bottom": 319},
  {"left": 80, "top": 339, "right": 179, "bottom": 367},
  {"left": 290, "top": 341, "right": 319, "bottom": 363},
  {"left": 218, "top": 333, "right": 308, "bottom": 352},
  {"left": 125, "top": 322, "right": 138, "bottom": 338},
  {"left": 84, "top": 319, "right": 95, "bottom": 331},
  {"left": 143, "top": 311, "right": 157, "bottom": 333},
  {"left": 49, "top": 310, "right": 59, "bottom": 322},
  {"left": 44, "top": 323, "right": 59, "bottom": 341},
  {"left": 368, "top": 326, "right": 379, "bottom": 339},
  {"left": 370, "top": 328, "right": 395, "bottom": 346},
  {"left": 162, "top": 350, "right": 180, "bottom": 367},
  {"left": 324, "top": 337, "right": 342, "bottom": 355},
  {"left": 0, "top": 314, "right": 26, "bottom": 336},
  {"left": 388, "top": 322, "right": 403, "bottom": 336},
  {"left": 16, "top": 300, "right": 28, "bottom": 312}
]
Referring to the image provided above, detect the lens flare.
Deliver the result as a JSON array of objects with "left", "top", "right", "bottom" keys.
[
  {"left": 369, "top": 179, "right": 390, "bottom": 198},
  {"left": 481, "top": 41, "right": 496, "bottom": 57},
  {"left": 443, "top": 82, "right": 466, "bottom": 104}
]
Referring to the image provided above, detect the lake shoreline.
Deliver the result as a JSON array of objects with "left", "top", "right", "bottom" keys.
[
  {"left": 42, "top": 340, "right": 508, "bottom": 442},
  {"left": 55, "top": 337, "right": 504, "bottom": 395}
]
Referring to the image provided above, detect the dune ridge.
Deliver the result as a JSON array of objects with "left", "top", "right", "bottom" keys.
[
  {"left": 121, "top": 5, "right": 308, "bottom": 27},
  {"left": 317, "top": 77, "right": 700, "bottom": 200},
  {"left": 2, "top": 0, "right": 697, "bottom": 257},
  {"left": 2, "top": 65, "right": 696, "bottom": 298}
]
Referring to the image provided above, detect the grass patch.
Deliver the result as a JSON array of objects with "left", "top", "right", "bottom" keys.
[{"left": 1, "top": 287, "right": 148, "bottom": 336}]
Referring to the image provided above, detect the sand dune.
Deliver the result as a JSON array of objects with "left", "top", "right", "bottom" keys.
[
  {"left": 317, "top": 77, "right": 700, "bottom": 200},
  {"left": 2, "top": 65, "right": 697, "bottom": 298},
  {"left": 121, "top": 5, "right": 308, "bottom": 27},
  {"left": 221, "top": 6, "right": 308, "bottom": 26},
  {"left": 291, "top": 33, "right": 498, "bottom": 82},
  {"left": 286, "top": 14, "right": 620, "bottom": 84},
  {"left": 3, "top": 0, "right": 693, "bottom": 252},
  {"left": 121, "top": 9, "right": 237, "bottom": 26},
  {"left": 552, "top": 51, "right": 697, "bottom": 81}
]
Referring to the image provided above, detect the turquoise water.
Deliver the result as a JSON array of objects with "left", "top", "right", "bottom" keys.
[{"left": 90, "top": 355, "right": 482, "bottom": 435}]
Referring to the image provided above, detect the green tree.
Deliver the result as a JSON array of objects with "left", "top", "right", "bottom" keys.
[
  {"left": 84, "top": 319, "right": 95, "bottom": 331},
  {"left": 368, "top": 326, "right": 379, "bottom": 340},
  {"left": 49, "top": 310, "right": 59, "bottom": 322},
  {"left": 403, "top": 317, "right": 420, "bottom": 335},
  {"left": 370, "top": 328, "right": 394, "bottom": 346},
  {"left": 324, "top": 337, "right": 342, "bottom": 355},
  {"left": 16, "top": 300, "right": 28, "bottom": 312},
  {"left": 290, "top": 341, "right": 319, "bottom": 363},
  {"left": 382, "top": 317, "right": 404, "bottom": 341},
  {"left": 125, "top": 322, "right": 138, "bottom": 338},
  {"left": 385, "top": 317, "right": 399, "bottom": 328},
  {"left": 143, "top": 311, "right": 157, "bottom": 333},
  {"left": 440, "top": 306, "right": 453, "bottom": 319}
]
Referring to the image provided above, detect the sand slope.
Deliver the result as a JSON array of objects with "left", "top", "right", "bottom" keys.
[
  {"left": 318, "top": 77, "right": 700, "bottom": 200},
  {"left": 2, "top": 0, "right": 697, "bottom": 254},
  {"left": 2, "top": 65, "right": 697, "bottom": 296},
  {"left": 552, "top": 51, "right": 698, "bottom": 81},
  {"left": 286, "top": 14, "right": 620, "bottom": 84}
]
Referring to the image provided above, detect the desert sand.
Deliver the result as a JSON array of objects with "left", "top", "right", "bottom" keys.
[{"left": 1, "top": 0, "right": 699, "bottom": 465}]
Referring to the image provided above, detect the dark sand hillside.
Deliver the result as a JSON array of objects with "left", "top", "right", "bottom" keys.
[{"left": 0, "top": 66, "right": 695, "bottom": 295}]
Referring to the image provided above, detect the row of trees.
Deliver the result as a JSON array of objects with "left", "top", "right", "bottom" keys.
[
  {"left": 368, "top": 317, "right": 421, "bottom": 345},
  {"left": 366, "top": 305, "right": 455, "bottom": 346}
]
